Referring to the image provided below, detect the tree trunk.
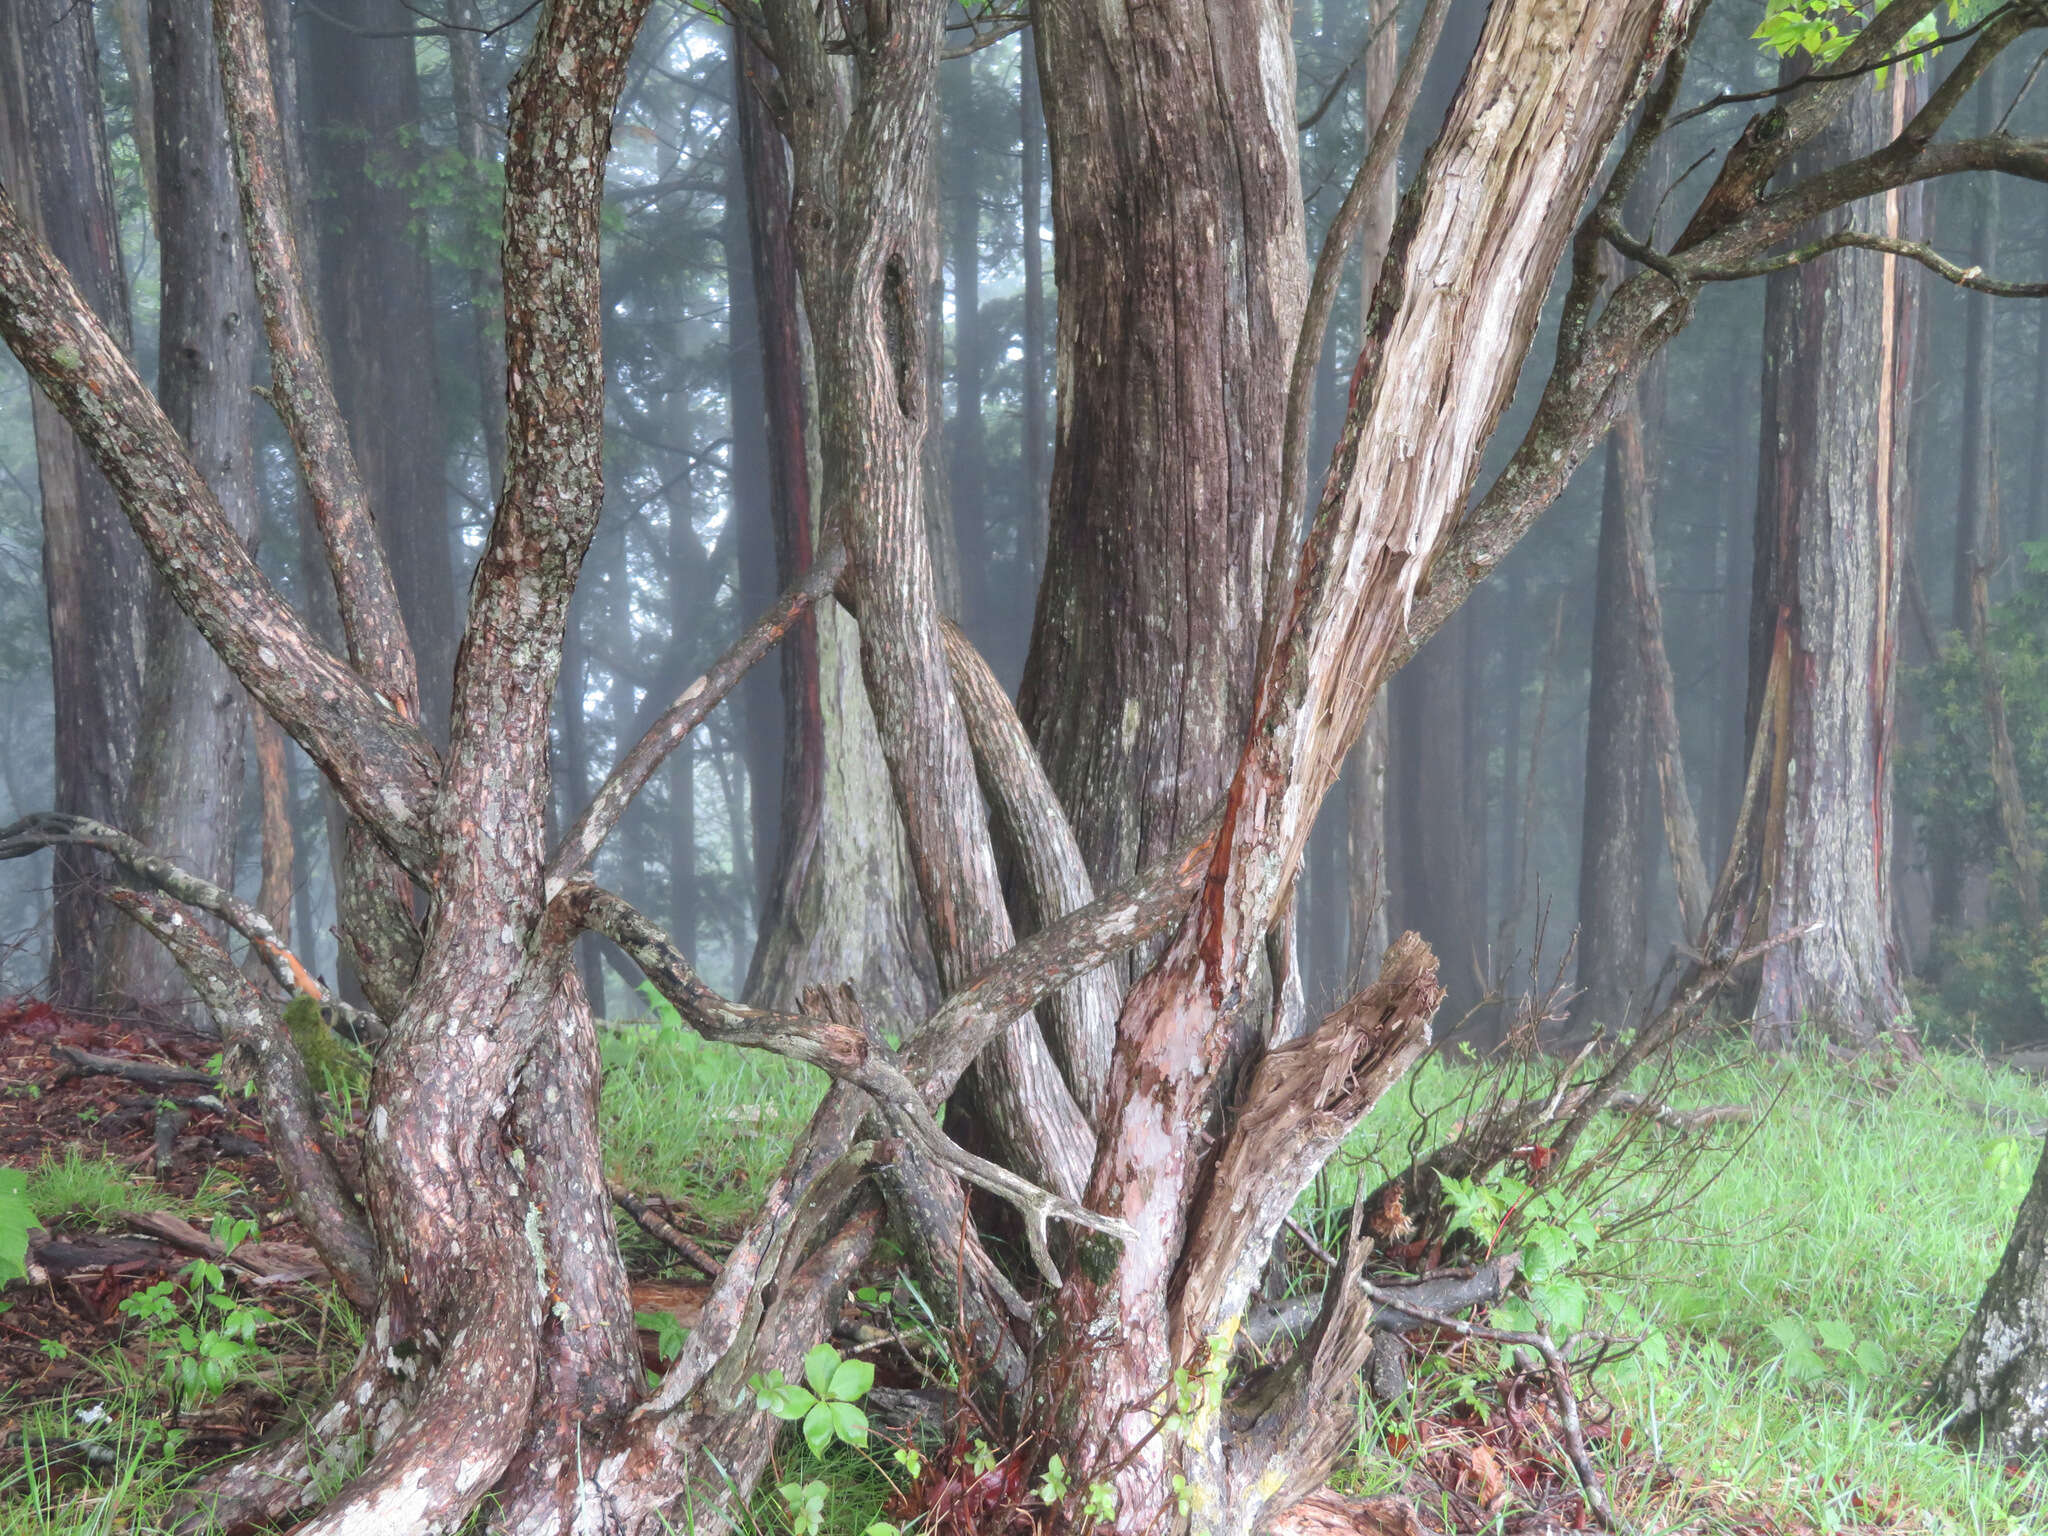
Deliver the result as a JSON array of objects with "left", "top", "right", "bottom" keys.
[
  {"left": 1392, "top": 614, "right": 1485, "bottom": 1017},
  {"left": 112, "top": 0, "right": 161, "bottom": 232},
  {"left": 1934, "top": 79, "right": 2001, "bottom": 932},
  {"left": 447, "top": 0, "right": 507, "bottom": 498},
  {"left": 1728, "top": 65, "right": 1921, "bottom": 1048},
  {"left": 1574, "top": 425, "right": 1653, "bottom": 1029},
  {"left": 727, "top": 41, "right": 783, "bottom": 925},
  {"left": 946, "top": 66, "right": 989, "bottom": 631},
  {"left": 1019, "top": 38, "right": 1047, "bottom": 562},
  {"left": 299, "top": 0, "right": 459, "bottom": 733},
  {"left": 0, "top": 0, "right": 148, "bottom": 1011},
  {"left": 1343, "top": 4, "right": 1400, "bottom": 986},
  {"left": 1020, "top": 0, "right": 1306, "bottom": 989},
  {"left": 1928, "top": 1132, "right": 2048, "bottom": 1455},
  {"left": 116, "top": 0, "right": 263, "bottom": 1012},
  {"left": 731, "top": 46, "right": 937, "bottom": 1026}
]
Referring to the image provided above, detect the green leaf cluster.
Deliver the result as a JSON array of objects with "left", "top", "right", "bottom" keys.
[
  {"left": 749, "top": 1341, "right": 876, "bottom": 1458},
  {"left": 116, "top": 1216, "right": 273, "bottom": 1411},
  {"left": 1767, "top": 1313, "right": 1888, "bottom": 1388}
]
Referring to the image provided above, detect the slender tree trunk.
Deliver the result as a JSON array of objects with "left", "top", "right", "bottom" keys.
[
  {"left": 1393, "top": 614, "right": 1484, "bottom": 1017},
  {"left": 300, "top": 0, "right": 459, "bottom": 733},
  {"left": 1019, "top": 37, "right": 1047, "bottom": 565},
  {"left": 732, "top": 45, "right": 936, "bottom": 1024},
  {"left": 1725, "top": 65, "right": 1920, "bottom": 1047},
  {"left": 112, "top": 0, "right": 161, "bottom": 232},
  {"left": 1574, "top": 424, "right": 1653, "bottom": 1029},
  {"left": 1935, "top": 82, "right": 2002, "bottom": 933},
  {"left": 727, "top": 42, "right": 783, "bottom": 924},
  {"left": 947, "top": 68, "right": 989, "bottom": 631},
  {"left": 0, "top": 0, "right": 148, "bottom": 1011},
  {"left": 1344, "top": 7, "right": 1400, "bottom": 984},
  {"left": 253, "top": 709, "right": 295, "bottom": 947},
  {"left": 448, "top": 0, "right": 507, "bottom": 497},
  {"left": 116, "top": 0, "right": 263, "bottom": 1010}
]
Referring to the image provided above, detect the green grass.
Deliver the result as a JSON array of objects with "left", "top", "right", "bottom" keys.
[
  {"left": 1301, "top": 1044, "right": 2048, "bottom": 1535},
  {"left": 6, "top": 1028, "right": 2043, "bottom": 1535},
  {"left": 1587, "top": 1048, "right": 2047, "bottom": 1535},
  {"left": 24, "top": 1148, "right": 147, "bottom": 1227},
  {"left": 597, "top": 1010, "right": 828, "bottom": 1232}
]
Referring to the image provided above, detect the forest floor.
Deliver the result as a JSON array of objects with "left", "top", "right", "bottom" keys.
[{"left": 0, "top": 994, "right": 2043, "bottom": 1536}]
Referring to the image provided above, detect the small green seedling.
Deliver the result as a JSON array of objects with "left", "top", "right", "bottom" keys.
[{"left": 749, "top": 1341, "right": 875, "bottom": 1457}]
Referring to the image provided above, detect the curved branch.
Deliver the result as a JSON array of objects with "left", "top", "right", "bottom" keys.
[
  {"left": 903, "top": 810, "right": 1221, "bottom": 1098},
  {"left": 574, "top": 887, "right": 1133, "bottom": 1285},
  {"left": 0, "top": 812, "right": 380, "bottom": 1038},
  {"left": 547, "top": 540, "right": 847, "bottom": 892},
  {"left": 1686, "top": 227, "right": 2048, "bottom": 295},
  {"left": 1668, "top": 1, "right": 2029, "bottom": 127},
  {"left": 0, "top": 190, "right": 440, "bottom": 873},
  {"left": 105, "top": 888, "right": 377, "bottom": 1309},
  {"left": 213, "top": 0, "right": 421, "bottom": 711}
]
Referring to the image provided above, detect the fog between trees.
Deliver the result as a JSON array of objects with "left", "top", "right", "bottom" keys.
[{"left": 3, "top": 0, "right": 2048, "bottom": 1528}]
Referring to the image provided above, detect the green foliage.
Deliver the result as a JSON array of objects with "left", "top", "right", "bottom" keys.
[
  {"left": 1033, "top": 1453, "right": 1070, "bottom": 1504},
  {"left": 115, "top": 1216, "right": 272, "bottom": 1414},
  {"left": 1081, "top": 1479, "right": 1118, "bottom": 1526},
  {"left": 597, "top": 1002, "right": 823, "bottom": 1230},
  {"left": 0, "top": 1168, "right": 31, "bottom": 1288},
  {"left": 749, "top": 1343, "right": 876, "bottom": 1459},
  {"left": 635, "top": 1308, "right": 688, "bottom": 1365},
  {"left": 1766, "top": 1314, "right": 1889, "bottom": 1388},
  {"left": 1753, "top": 0, "right": 1967, "bottom": 72},
  {"left": 1439, "top": 1168, "right": 1600, "bottom": 1337},
  {"left": 284, "top": 993, "right": 369, "bottom": 1116},
  {"left": 1902, "top": 559, "right": 2048, "bottom": 1046},
  {"left": 775, "top": 1478, "right": 830, "bottom": 1536}
]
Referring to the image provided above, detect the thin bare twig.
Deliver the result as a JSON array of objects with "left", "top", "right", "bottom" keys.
[
  {"left": 1356, "top": 1280, "right": 1622, "bottom": 1531},
  {"left": 607, "top": 1181, "right": 723, "bottom": 1278}
]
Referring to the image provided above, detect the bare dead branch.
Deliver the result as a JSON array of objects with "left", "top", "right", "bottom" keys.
[
  {"left": 49, "top": 1043, "right": 216, "bottom": 1089},
  {"left": 575, "top": 887, "right": 1135, "bottom": 1285},
  {"left": 105, "top": 887, "right": 378, "bottom": 1310},
  {"left": 1683, "top": 228, "right": 2048, "bottom": 296},
  {"left": 1241, "top": 1251, "right": 1521, "bottom": 1351},
  {"left": 903, "top": 810, "right": 1220, "bottom": 1096},
  {"left": 549, "top": 540, "right": 848, "bottom": 891},
  {"left": 607, "top": 1181, "right": 722, "bottom": 1278},
  {"left": 1354, "top": 1279, "right": 1620, "bottom": 1531}
]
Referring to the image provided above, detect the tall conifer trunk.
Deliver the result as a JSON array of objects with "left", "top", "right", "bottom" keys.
[
  {"left": 1724, "top": 67, "right": 1922, "bottom": 1046},
  {"left": 0, "top": 0, "right": 148, "bottom": 1009}
]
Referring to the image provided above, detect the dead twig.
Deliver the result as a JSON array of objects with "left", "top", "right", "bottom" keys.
[
  {"left": 608, "top": 1181, "right": 722, "bottom": 1278},
  {"left": 1355, "top": 1280, "right": 1622, "bottom": 1533}
]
